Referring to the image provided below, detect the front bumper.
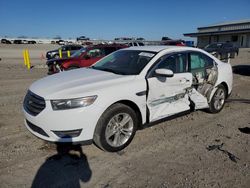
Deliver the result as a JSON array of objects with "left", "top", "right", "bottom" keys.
[{"left": 23, "top": 100, "right": 104, "bottom": 143}]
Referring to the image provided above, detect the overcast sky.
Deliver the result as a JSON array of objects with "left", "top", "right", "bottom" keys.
[{"left": 0, "top": 0, "right": 250, "bottom": 40}]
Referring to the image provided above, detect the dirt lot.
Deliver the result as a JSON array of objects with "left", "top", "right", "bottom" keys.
[{"left": 0, "top": 44, "right": 249, "bottom": 188}]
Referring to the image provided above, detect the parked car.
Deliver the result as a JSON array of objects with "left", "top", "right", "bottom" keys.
[
  {"left": 81, "top": 41, "right": 93, "bottom": 46},
  {"left": 136, "top": 37, "right": 145, "bottom": 41},
  {"left": 46, "top": 44, "right": 83, "bottom": 60},
  {"left": 56, "top": 40, "right": 65, "bottom": 45},
  {"left": 28, "top": 40, "right": 36, "bottom": 44},
  {"left": 204, "top": 42, "right": 239, "bottom": 56},
  {"left": 22, "top": 40, "right": 28, "bottom": 44},
  {"left": 185, "top": 41, "right": 194, "bottom": 47},
  {"left": 161, "top": 40, "right": 185, "bottom": 46},
  {"left": 13, "top": 40, "right": 22, "bottom": 44},
  {"left": 126, "top": 42, "right": 144, "bottom": 46},
  {"left": 161, "top": 36, "right": 172, "bottom": 41},
  {"left": 1, "top": 39, "right": 11, "bottom": 44},
  {"left": 46, "top": 44, "right": 127, "bottom": 74},
  {"left": 77, "top": 36, "right": 90, "bottom": 41},
  {"left": 23, "top": 46, "right": 232, "bottom": 152}
]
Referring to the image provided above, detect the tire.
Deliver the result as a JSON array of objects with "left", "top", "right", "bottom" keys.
[
  {"left": 93, "top": 103, "right": 138, "bottom": 152},
  {"left": 208, "top": 85, "right": 226, "bottom": 113}
]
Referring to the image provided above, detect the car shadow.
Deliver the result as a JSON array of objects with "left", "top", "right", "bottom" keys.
[
  {"left": 226, "top": 98, "right": 250, "bottom": 104},
  {"left": 232, "top": 65, "right": 250, "bottom": 76},
  {"left": 32, "top": 141, "right": 92, "bottom": 188}
]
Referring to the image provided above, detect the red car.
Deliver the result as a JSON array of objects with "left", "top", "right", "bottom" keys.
[
  {"left": 161, "top": 40, "right": 186, "bottom": 46},
  {"left": 46, "top": 44, "right": 127, "bottom": 74}
]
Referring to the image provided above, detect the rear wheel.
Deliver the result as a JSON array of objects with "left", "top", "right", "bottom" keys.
[
  {"left": 208, "top": 85, "right": 226, "bottom": 113},
  {"left": 94, "top": 103, "right": 138, "bottom": 152}
]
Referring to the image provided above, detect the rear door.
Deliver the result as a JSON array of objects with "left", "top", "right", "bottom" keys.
[
  {"left": 147, "top": 53, "right": 192, "bottom": 122},
  {"left": 187, "top": 52, "right": 215, "bottom": 109}
]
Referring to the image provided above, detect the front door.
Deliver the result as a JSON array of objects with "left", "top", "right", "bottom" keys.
[{"left": 147, "top": 53, "right": 192, "bottom": 122}]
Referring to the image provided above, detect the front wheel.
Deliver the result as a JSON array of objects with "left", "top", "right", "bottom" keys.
[
  {"left": 208, "top": 85, "right": 226, "bottom": 113},
  {"left": 94, "top": 103, "right": 138, "bottom": 152}
]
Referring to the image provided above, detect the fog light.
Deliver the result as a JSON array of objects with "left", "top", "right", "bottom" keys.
[{"left": 52, "top": 129, "right": 82, "bottom": 138}]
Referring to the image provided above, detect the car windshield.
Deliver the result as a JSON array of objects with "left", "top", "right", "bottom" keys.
[
  {"left": 71, "top": 48, "right": 86, "bottom": 57},
  {"left": 91, "top": 50, "right": 156, "bottom": 75}
]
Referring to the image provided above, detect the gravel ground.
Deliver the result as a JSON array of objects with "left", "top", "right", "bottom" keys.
[{"left": 0, "top": 44, "right": 249, "bottom": 188}]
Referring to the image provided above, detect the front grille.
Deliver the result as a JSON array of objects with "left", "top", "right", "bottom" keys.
[
  {"left": 26, "top": 120, "right": 49, "bottom": 137},
  {"left": 23, "top": 90, "right": 46, "bottom": 116}
]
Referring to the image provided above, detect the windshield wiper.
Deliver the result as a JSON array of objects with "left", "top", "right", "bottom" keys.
[{"left": 90, "top": 66, "right": 126, "bottom": 75}]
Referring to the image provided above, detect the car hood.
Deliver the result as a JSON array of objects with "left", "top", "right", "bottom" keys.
[{"left": 29, "top": 68, "right": 135, "bottom": 99}]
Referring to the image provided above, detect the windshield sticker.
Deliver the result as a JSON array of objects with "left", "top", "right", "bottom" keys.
[{"left": 139, "top": 52, "right": 155, "bottom": 58}]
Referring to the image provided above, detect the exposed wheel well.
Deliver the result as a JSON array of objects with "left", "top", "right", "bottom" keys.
[
  {"left": 114, "top": 100, "right": 143, "bottom": 128},
  {"left": 220, "top": 82, "right": 229, "bottom": 98}
]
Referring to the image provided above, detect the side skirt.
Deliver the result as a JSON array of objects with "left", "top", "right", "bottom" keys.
[{"left": 139, "top": 110, "right": 191, "bottom": 130}]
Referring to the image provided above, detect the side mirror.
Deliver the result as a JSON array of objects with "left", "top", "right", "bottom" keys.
[{"left": 154, "top": 68, "right": 174, "bottom": 77}]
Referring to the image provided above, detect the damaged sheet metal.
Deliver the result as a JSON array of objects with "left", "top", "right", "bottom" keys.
[
  {"left": 188, "top": 88, "right": 209, "bottom": 109},
  {"left": 147, "top": 72, "right": 193, "bottom": 121},
  {"left": 146, "top": 65, "right": 218, "bottom": 121},
  {"left": 149, "top": 92, "right": 186, "bottom": 107},
  {"left": 149, "top": 94, "right": 190, "bottom": 121}
]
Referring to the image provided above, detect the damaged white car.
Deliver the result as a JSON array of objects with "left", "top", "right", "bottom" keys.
[{"left": 23, "top": 46, "right": 232, "bottom": 152}]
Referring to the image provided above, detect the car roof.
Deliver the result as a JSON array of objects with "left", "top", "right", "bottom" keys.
[{"left": 123, "top": 45, "right": 196, "bottom": 52}]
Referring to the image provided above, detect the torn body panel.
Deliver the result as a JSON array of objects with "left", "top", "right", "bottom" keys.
[
  {"left": 146, "top": 65, "right": 218, "bottom": 122},
  {"left": 147, "top": 73, "right": 192, "bottom": 122},
  {"left": 189, "top": 66, "right": 218, "bottom": 109},
  {"left": 188, "top": 88, "right": 208, "bottom": 109}
]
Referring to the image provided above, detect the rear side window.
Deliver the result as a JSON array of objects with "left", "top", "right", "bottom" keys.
[{"left": 190, "top": 52, "right": 213, "bottom": 70}]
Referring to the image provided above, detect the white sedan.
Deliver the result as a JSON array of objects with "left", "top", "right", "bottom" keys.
[{"left": 23, "top": 46, "right": 232, "bottom": 152}]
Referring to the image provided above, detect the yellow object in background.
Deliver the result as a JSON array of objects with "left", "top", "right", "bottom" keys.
[
  {"left": 25, "top": 49, "right": 31, "bottom": 70},
  {"left": 59, "top": 49, "right": 62, "bottom": 58},
  {"left": 23, "top": 50, "right": 27, "bottom": 66},
  {"left": 67, "top": 50, "right": 70, "bottom": 57},
  {"left": 23, "top": 49, "right": 31, "bottom": 70}
]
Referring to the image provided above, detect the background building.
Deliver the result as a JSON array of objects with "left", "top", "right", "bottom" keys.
[{"left": 184, "top": 19, "right": 250, "bottom": 48}]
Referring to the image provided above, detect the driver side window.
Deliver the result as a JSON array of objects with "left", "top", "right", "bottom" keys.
[{"left": 155, "top": 53, "right": 188, "bottom": 73}]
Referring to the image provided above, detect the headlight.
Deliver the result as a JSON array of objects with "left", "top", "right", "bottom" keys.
[{"left": 51, "top": 96, "right": 97, "bottom": 110}]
